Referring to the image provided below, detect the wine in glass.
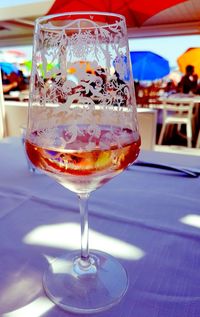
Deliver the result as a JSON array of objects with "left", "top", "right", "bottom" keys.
[{"left": 25, "top": 12, "right": 140, "bottom": 313}]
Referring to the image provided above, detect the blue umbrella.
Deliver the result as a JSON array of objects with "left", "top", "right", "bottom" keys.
[
  {"left": 0, "top": 62, "right": 19, "bottom": 75},
  {"left": 130, "top": 51, "right": 170, "bottom": 81}
]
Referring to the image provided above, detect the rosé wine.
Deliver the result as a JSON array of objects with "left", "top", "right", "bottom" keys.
[{"left": 25, "top": 126, "right": 140, "bottom": 193}]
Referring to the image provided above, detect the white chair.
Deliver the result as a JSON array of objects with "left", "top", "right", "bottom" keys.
[
  {"left": 196, "top": 130, "right": 200, "bottom": 148},
  {"left": 137, "top": 108, "right": 157, "bottom": 150},
  {"left": 158, "top": 100, "right": 197, "bottom": 148},
  {"left": 4, "top": 101, "right": 28, "bottom": 137},
  {"left": 0, "top": 71, "right": 7, "bottom": 139}
]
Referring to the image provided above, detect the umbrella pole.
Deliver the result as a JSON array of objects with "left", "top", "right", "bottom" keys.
[{"left": 0, "top": 70, "right": 7, "bottom": 138}]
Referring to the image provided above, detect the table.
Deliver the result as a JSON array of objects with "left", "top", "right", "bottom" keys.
[
  {"left": 160, "top": 93, "right": 200, "bottom": 104},
  {"left": 4, "top": 90, "right": 29, "bottom": 102},
  {"left": 1, "top": 137, "right": 200, "bottom": 317}
]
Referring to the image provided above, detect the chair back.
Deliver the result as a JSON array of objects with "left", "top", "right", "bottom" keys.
[
  {"left": 137, "top": 108, "right": 157, "bottom": 150},
  {"left": 0, "top": 70, "right": 7, "bottom": 138},
  {"left": 4, "top": 101, "right": 28, "bottom": 137},
  {"left": 161, "top": 100, "right": 196, "bottom": 123}
]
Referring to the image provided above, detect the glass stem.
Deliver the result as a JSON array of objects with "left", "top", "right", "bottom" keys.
[{"left": 78, "top": 193, "right": 90, "bottom": 261}]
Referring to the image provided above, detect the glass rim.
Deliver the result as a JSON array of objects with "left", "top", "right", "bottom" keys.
[{"left": 35, "top": 11, "right": 126, "bottom": 30}]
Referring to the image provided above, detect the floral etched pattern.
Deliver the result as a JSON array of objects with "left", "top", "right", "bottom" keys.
[{"left": 28, "top": 13, "right": 138, "bottom": 149}]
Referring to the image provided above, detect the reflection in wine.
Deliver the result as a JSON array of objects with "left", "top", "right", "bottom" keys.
[{"left": 26, "top": 125, "right": 140, "bottom": 193}]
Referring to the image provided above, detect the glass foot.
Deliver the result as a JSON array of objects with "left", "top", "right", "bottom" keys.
[{"left": 43, "top": 250, "right": 128, "bottom": 314}]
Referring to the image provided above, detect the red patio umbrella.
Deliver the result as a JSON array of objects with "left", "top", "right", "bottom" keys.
[
  {"left": 47, "top": 0, "right": 187, "bottom": 27},
  {"left": 6, "top": 50, "right": 26, "bottom": 58}
]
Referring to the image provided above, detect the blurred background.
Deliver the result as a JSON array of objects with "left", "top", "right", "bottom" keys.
[{"left": 1, "top": 0, "right": 200, "bottom": 152}]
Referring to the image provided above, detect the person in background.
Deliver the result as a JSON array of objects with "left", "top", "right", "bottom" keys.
[
  {"left": 1, "top": 70, "right": 18, "bottom": 94},
  {"left": 164, "top": 80, "right": 177, "bottom": 95},
  {"left": 177, "top": 64, "right": 198, "bottom": 94},
  {"left": 1, "top": 69, "right": 28, "bottom": 94}
]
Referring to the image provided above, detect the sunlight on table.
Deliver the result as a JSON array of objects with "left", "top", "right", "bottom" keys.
[
  {"left": 23, "top": 222, "right": 145, "bottom": 261},
  {"left": 3, "top": 296, "right": 54, "bottom": 317},
  {"left": 180, "top": 214, "right": 200, "bottom": 229}
]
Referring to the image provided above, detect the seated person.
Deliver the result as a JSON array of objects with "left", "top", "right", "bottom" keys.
[
  {"left": 177, "top": 65, "right": 198, "bottom": 94},
  {"left": 164, "top": 80, "right": 177, "bottom": 95},
  {"left": 1, "top": 70, "right": 18, "bottom": 94}
]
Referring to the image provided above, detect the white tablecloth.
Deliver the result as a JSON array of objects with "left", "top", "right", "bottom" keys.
[{"left": 1, "top": 137, "right": 200, "bottom": 317}]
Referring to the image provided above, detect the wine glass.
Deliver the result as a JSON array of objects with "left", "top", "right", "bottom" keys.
[{"left": 25, "top": 12, "right": 140, "bottom": 314}]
